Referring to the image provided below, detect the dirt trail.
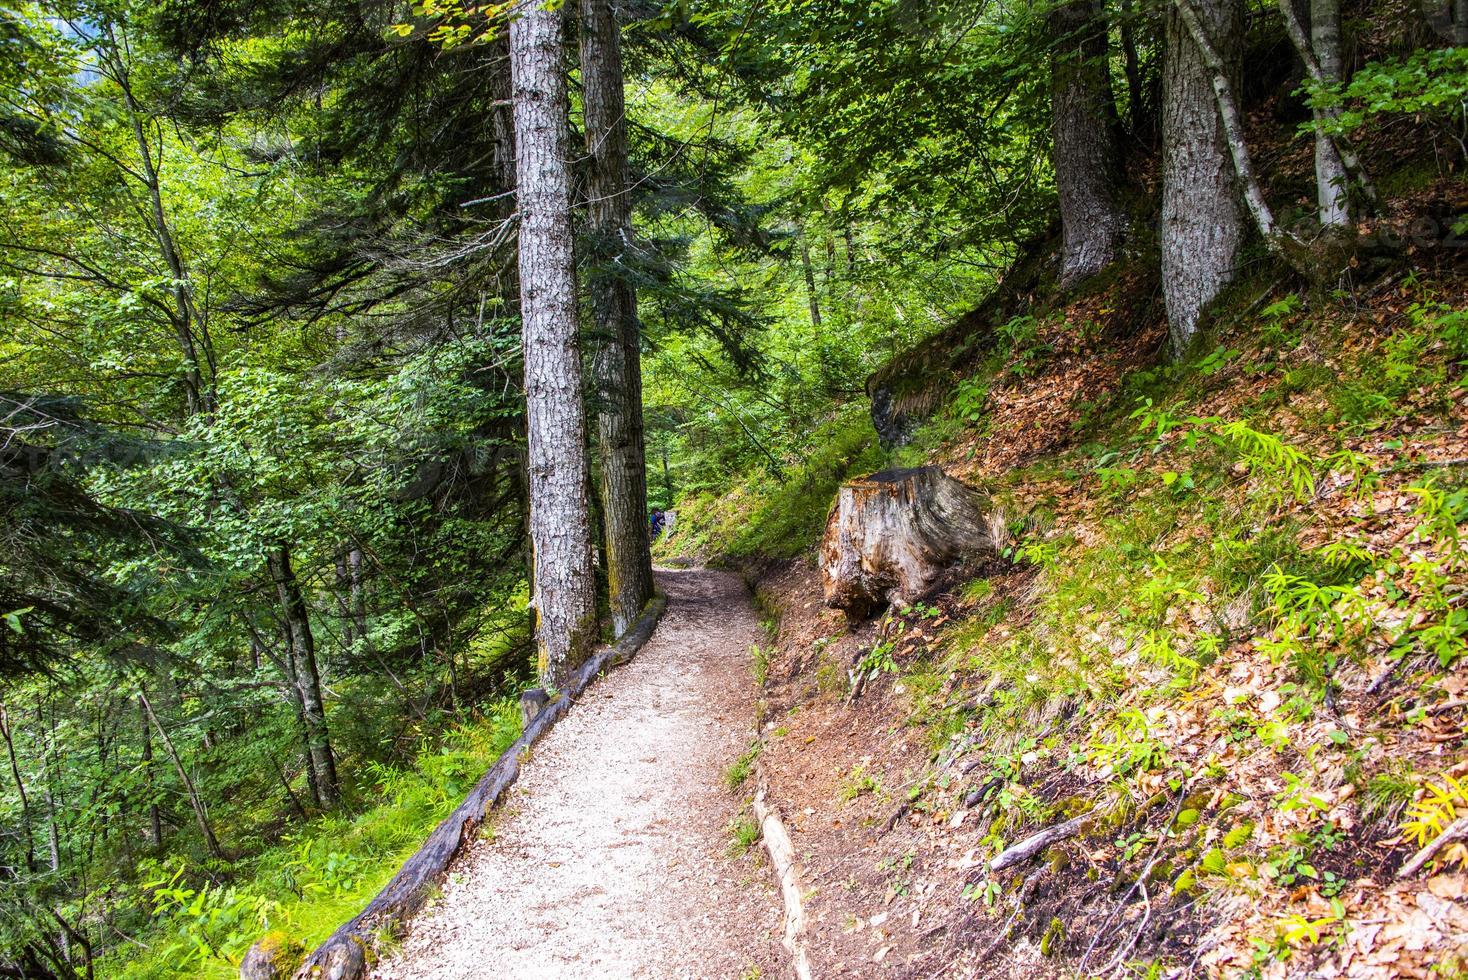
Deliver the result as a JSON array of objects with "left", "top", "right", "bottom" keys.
[{"left": 369, "top": 568, "right": 783, "bottom": 980}]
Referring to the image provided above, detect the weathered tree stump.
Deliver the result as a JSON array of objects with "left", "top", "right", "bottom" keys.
[{"left": 820, "top": 466, "right": 999, "bottom": 618}]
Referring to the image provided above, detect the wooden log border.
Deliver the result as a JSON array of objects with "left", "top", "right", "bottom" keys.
[{"left": 284, "top": 594, "right": 668, "bottom": 980}]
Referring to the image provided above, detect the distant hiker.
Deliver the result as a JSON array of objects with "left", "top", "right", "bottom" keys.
[{"left": 649, "top": 508, "right": 666, "bottom": 540}]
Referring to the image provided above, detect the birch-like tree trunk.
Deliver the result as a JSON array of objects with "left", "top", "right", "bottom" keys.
[
  {"left": 268, "top": 545, "right": 340, "bottom": 808},
  {"left": 1309, "top": 0, "right": 1350, "bottom": 228},
  {"left": 1161, "top": 0, "right": 1245, "bottom": 354},
  {"left": 138, "top": 690, "right": 224, "bottom": 860},
  {"left": 580, "top": 0, "right": 654, "bottom": 638},
  {"left": 1050, "top": 0, "right": 1128, "bottom": 287},
  {"left": 511, "top": 0, "right": 599, "bottom": 686}
]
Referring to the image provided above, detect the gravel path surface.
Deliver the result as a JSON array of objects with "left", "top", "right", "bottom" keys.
[{"left": 369, "top": 568, "right": 783, "bottom": 980}]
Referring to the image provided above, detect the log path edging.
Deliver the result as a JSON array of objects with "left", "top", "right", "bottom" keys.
[{"left": 278, "top": 594, "right": 667, "bottom": 980}]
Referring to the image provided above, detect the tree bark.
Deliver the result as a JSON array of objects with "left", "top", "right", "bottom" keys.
[
  {"left": 1160, "top": 0, "right": 1245, "bottom": 354},
  {"left": 799, "top": 230, "right": 823, "bottom": 329},
  {"left": 268, "top": 545, "right": 340, "bottom": 808},
  {"left": 511, "top": 0, "right": 599, "bottom": 687},
  {"left": 0, "top": 704, "right": 36, "bottom": 871},
  {"left": 334, "top": 549, "right": 356, "bottom": 648},
  {"left": 137, "top": 696, "right": 162, "bottom": 850},
  {"left": 821, "top": 467, "right": 1000, "bottom": 619},
  {"left": 1308, "top": 0, "right": 1350, "bottom": 228},
  {"left": 579, "top": 0, "right": 655, "bottom": 638},
  {"left": 1050, "top": 0, "right": 1128, "bottom": 288},
  {"left": 1275, "top": 0, "right": 1377, "bottom": 211},
  {"left": 138, "top": 689, "right": 224, "bottom": 860},
  {"left": 1171, "top": 0, "right": 1277, "bottom": 244}
]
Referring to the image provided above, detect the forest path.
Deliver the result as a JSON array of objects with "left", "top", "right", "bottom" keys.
[{"left": 368, "top": 568, "right": 783, "bottom": 980}]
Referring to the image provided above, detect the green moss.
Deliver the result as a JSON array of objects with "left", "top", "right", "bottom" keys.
[{"left": 1039, "top": 917, "right": 1066, "bottom": 957}]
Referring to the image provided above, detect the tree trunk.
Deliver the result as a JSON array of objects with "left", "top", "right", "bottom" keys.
[
  {"left": 511, "top": 0, "right": 599, "bottom": 687},
  {"left": 268, "top": 545, "right": 340, "bottom": 808},
  {"left": 334, "top": 549, "right": 356, "bottom": 648},
  {"left": 1161, "top": 0, "right": 1245, "bottom": 354},
  {"left": 0, "top": 704, "right": 36, "bottom": 871},
  {"left": 1457, "top": 0, "right": 1468, "bottom": 45},
  {"left": 1172, "top": 0, "right": 1278, "bottom": 244},
  {"left": 1309, "top": 0, "right": 1350, "bottom": 228},
  {"left": 138, "top": 689, "right": 224, "bottom": 860},
  {"left": 37, "top": 702, "right": 61, "bottom": 876},
  {"left": 1119, "top": 0, "right": 1148, "bottom": 135},
  {"left": 348, "top": 548, "right": 367, "bottom": 643},
  {"left": 580, "top": 0, "right": 655, "bottom": 638},
  {"left": 820, "top": 467, "right": 1001, "bottom": 620},
  {"left": 1051, "top": 0, "right": 1128, "bottom": 288},
  {"left": 137, "top": 696, "right": 162, "bottom": 850},
  {"left": 800, "top": 230, "right": 823, "bottom": 329},
  {"left": 1276, "top": 0, "right": 1377, "bottom": 213}
]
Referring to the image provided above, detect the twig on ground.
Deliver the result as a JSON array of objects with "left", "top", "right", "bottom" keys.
[{"left": 1398, "top": 815, "right": 1468, "bottom": 879}]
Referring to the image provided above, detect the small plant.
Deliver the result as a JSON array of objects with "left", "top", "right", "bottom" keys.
[
  {"left": 856, "top": 640, "right": 899, "bottom": 675},
  {"left": 951, "top": 377, "right": 990, "bottom": 427},
  {"left": 727, "top": 813, "right": 761, "bottom": 855},
  {"left": 838, "top": 763, "right": 882, "bottom": 803},
  {"left": 750, "top": 643, "right": 770, "bottom": 686},
  {"left": 725, "top": 741, "right": 761, "bottom": 790},
  {"left": 1400, "top": 775, "right": 1468, "bottom": 872}
]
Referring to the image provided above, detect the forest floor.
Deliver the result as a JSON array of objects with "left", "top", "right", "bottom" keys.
[{"left": 366, "top": 568, "right": 784, "bottom": 980}]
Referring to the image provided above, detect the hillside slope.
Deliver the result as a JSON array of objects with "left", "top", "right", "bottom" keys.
[{"left": 662, "top": 187, "right": 1468, "bottom": 977}]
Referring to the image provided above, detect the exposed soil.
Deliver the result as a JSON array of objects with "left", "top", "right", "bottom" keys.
[
  {"left": 368, "top": 568, "right": 783, "bottom": 980},
  {"left": 746, "top": 559, "right": 1062, "bottom": 980}
]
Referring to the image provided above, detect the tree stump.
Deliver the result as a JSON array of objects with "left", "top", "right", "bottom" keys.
[{"left": 820, "top": 466, "right": 999, "bottom": 618}]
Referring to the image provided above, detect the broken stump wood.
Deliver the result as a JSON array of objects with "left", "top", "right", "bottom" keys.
[
  {"left": 280, "top": 594, "right": 666, "bottom": 980},
  {"left": 821, "top": 466, "right": 1000, "bottom": 618}
]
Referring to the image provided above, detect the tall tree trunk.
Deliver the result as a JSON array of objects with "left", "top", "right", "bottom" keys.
[
  {"left": 511, "top": 0, "right": 599, "bottom": 687},
  {"left": 1457, "top": 0, "right": 1468, "bottom": 44},
  {"left": 138, "top": 690, "right": 224, "bottom": 860},
  {"left": 1051, "top": 0, "right": 1128, "bottom": 287},
  {"left": 348, "top": 548, "right": 367, "bottom": 642},
  {"left": 1119, "top": 0, "right": 1147, "bottom": 134},
  {"left": 137, "top": 696, "right": 162, "bottom": 850},
  {"left": 580, "top": 0, "right": 655, "bottom": 638},
  {"left": 37, "top": 702, "right": 60, "bottom": 875},
  {"left": 334, "top": 549, "right": 356, "bottom": 648},
  {"left": 0, "top": 704, "right": 36, "bottom": 871},
  {"left": 799, "top": 231, "right": 823, "bottom": 330},
  {"left": 1172, "top": 0, "right": 1278, "bottom": 244},
  {"left": 1309, "top": 0, "right": 1350, "bottom": 228},
  {"left": 1161, "top": 0, "right": 1245, "bottom": 354},
  {"left": 1276, "top": 0, "right": 1377, "bottom": 213},
  {"left": 268, "top": 545, "right": 340, "bottom": 807}
]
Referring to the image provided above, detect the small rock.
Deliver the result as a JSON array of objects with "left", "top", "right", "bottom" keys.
[{"left": 239, "top": 932, "right": 305, "bottom": 980}]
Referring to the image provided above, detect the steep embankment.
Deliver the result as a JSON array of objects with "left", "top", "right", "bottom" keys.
[{"left": 665, "top": 187, "right": 1468, "bottom": 977}]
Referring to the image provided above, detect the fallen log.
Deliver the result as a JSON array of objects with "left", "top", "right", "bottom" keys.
[
  {"left": 278, "top": 594, "right": 667, "bottom": 980},
  {"left": 753, "top": 787, "right": 814, "bottom": 980},
  {"left": 989, "top": 812, "right": 1092, "bottom": 872},
  {"left": 821, "top": 466, "right": 1001, "bottom": 619}
]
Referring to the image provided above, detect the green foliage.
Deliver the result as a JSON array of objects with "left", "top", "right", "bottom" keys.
[
  {"left": 1319, "top": 47, "right": 1468, "bottom": 154},
  {"left": 725, "top": 741, "right": 761, "bottom": 790}
]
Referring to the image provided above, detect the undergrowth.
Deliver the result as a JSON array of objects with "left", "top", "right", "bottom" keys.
[{"left": 107, "top": 700, "right": 522, "bottom": 978}]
